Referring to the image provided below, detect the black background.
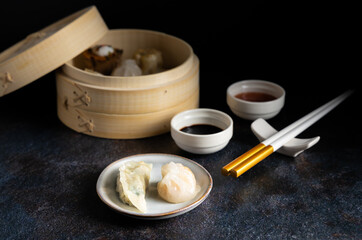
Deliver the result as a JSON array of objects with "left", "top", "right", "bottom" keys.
[{"left": 0, "top": 0, "right": 359, "bottom": 134}]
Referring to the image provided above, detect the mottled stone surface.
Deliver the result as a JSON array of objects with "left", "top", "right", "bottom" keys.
[{"left": 0, "top": 74, "right": 360, "bottom": 239}]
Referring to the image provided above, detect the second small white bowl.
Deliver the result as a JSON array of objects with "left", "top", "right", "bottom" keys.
[
  {"left": 227, "top": 80, "right": 285, "bottom": 120},
  {"left": 171, "top": 108, "right": 233, "bottom": 154}
]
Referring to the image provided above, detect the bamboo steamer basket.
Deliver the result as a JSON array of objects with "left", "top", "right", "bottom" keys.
[
  {"left": 0, "top": 6, "right": 200, "bottom": 139},
  {"left": 57, "top": 29, "right": 199, "bottom": 139}
]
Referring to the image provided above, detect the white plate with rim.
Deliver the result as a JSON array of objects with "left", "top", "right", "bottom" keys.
[{"left": 96, "top": 153, "right": 213, "bottom": 220}]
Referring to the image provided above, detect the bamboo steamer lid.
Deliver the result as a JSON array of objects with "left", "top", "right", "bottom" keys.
[
  {"left": 0, "top": 6, "right": 108, "bottom": 97},
  {"left": 56, "top": 55, "right": 199, "bottom": 114},
  {"left": 57, "top": 88, "right": 199, "bottom": 139}
]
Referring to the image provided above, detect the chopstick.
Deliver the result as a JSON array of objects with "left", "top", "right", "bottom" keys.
[{"left": 222, "top": 90, "right": 354, "bottom": 178}]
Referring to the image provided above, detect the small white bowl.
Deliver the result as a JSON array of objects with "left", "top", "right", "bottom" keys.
[
  {"left": 227, "top": 80, "right": 285, "bottom": 120},
  {"left": 171, "top": 108, "right": 233, "bottom": 154}
]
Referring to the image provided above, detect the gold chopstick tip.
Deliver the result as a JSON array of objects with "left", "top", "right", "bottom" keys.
[
  {"left": 230, "top": 145, "right": 274, "bottom": 178},
  {"left": 221, "top": 143, "right": 265, "bottom": 176}
]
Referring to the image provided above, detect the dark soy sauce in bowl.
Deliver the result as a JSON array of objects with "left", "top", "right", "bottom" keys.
[
  {"left": 235, "top": 92, "right": 276, "bottom": 102},
  {"left": 180, "top": 124, "right": 222, "bottom": 135}
]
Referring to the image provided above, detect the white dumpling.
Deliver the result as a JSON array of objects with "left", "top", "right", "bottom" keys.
[
  {"left": 112, "top": 59, "right": 142, "bottom": 76},
  {"left": 157, "top": 162, "right": 199, "bottom": 203},
  {"left": 116, "top": 161, "right": 152, "bottom": 212}
]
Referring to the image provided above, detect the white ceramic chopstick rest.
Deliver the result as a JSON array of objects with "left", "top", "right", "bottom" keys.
[{"left": 251, "top": 118, "right": 320, "bottom": 157}]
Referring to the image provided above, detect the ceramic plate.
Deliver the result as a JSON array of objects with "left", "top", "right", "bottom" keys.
[{"left": 96, "top": 153, "right": 213, "bottom": 220}]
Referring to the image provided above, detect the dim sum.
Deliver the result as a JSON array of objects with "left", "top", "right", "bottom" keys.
[
  {"left": 157, "top": 162, "right": 199, "bottom": 203},
  {"left": 112, "top": 59, "right": 142, "bottom": 76},
  {"left": 116, "top": 161, "right": 152, "bottom": 212},
  {"left": 133, "top": 48, "right": 163, "bottom": 75}
]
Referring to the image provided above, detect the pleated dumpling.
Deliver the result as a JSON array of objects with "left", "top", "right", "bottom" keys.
[
  {"left": 157, "top": 162, "right": 199, "bottom": 203},
  {"left": 112, "top": 59, "right": 142, "bottom": 76},
  {"left": 116, "top": 161, "right": 152, "bottom": 212}
]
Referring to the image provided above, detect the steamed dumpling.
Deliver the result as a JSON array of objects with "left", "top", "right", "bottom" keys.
[
  {"left": 157, "top": 162, "right": 199, "bottom": 203},
  {"left": 112, "top": 59, "right": 142, "bottom": 76},
  {"left": 116, "top": 161, "right": 152, "bottom": 212},
  {"left": 133, "top": 48, "right": 163, "bottom": 74}
]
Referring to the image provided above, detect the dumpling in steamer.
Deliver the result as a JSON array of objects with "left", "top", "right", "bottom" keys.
[
  {"left": 73, "top": 45, "right": 123, "bottom": 75},
  {"left": 112, "top": 59, "right": 142, "bottom": 76},
  {"left": 157, "top": 162, "right": 200, "bottom": 203},
  {"left": 133, "top": 48, "right": 163, "bottom": 75},
  {"left": 116, "top": 161, "right": 152, "bottom": 212}
]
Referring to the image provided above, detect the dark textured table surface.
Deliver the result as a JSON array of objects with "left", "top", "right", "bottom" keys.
[
  {"left": 1, "top": 1, "right": 360, "bottom": 239},
  {"left": 0, "top": 73, "right": 361, "bottom": 239}
]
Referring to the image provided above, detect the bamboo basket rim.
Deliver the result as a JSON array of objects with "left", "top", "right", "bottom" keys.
[
  {"left": 62, "top": 29, "right": 195, "bottom": 89},
  {"left": 58, "top": 55, "right": 199, "bottom": 92}
]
